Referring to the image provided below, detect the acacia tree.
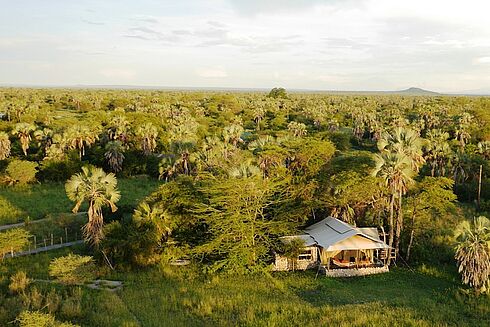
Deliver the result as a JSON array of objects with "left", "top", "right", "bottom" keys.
[
  {"left": 12, "top": 123, "right": 35, "bottom": 156},
  {"left": 0, "top": 132, "right": 11, "bottom": 160},
  {"left": 404, "top": 177, "right": 457, "bottom": 261},
  {"left": 454, "top": 216, "right": 490, "bottom": 294},
  {"left": 193, "top": 176, "right": 293, "bottom": 273},
  {"left": 65, "top": 166, "right": 120, "bottom": 246}
]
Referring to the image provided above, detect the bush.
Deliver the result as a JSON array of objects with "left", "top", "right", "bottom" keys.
[
  {"left": 0, "top": 228, "right": 31, "bottom": 259},
  {"left": 326, "top": 131, "right": 352, "bottom": 151},
  {"left": 16, "top": 311, "right": 79, "bottom": 327},
  {"left": 48, "top": 254, "right": 95, "bottom": 285},
  {"left": 9, "top": 271, "right": 31, "bottom": 294},
  {"left": 37, "top": 157, "right": 82, "bottom": 182},
  {"left": 3, "top": 159, "right": 38, "bottom": 185},
  {"left": 101, "top": 219, "right": 160, "bottom": 268}
]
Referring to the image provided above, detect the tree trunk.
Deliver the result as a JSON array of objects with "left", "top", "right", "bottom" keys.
[
  {"left": 388, "top": 193, "right": 395, "bottom": 250},
  {"left": 406, "top": 229, "right": 414, "bottom": 262},
  {"left": 394, "top": 189, "right": 403, "bottom": 257}
]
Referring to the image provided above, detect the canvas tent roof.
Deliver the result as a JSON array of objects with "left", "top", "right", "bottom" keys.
[{"left": 303, "top": 217, "right": 390, "bottom": 251}]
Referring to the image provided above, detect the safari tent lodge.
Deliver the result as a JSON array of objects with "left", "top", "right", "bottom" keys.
[{"left": 274, "top": 217, "right": 395, "bottom": 277}]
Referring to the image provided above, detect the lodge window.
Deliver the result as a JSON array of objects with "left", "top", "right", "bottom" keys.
[{"left": 298, "top": 249, "right": 312, "bottom": 261}]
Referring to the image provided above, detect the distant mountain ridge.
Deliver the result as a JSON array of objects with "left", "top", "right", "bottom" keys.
[{"left": 393, "top": 87, "right": 440, "bottom": 95}]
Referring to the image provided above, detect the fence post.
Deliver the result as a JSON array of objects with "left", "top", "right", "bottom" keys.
[
  {"left": 51, "top": 234, "right": 53, "bottom": 246},
  {"left": 65, "top": 228, "right": 68, "bottom": 242},
  {"left": 34, "top": 235, "right": 37, "bottom": 249},
  {"left": 60, "top": 237, "right": 63, "bottom": 244}
]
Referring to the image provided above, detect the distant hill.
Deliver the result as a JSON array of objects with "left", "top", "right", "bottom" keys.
[{"left": 394, "top": 87, "right": 440, "bottom": 95}]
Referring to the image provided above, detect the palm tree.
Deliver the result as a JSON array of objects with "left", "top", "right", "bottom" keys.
[
  {"left": 34, "top": 128, "right": 54, "bottom": 155},
  {"left": 372, "top": 152, "right": 414, "bottom": 253},
  {"left": 0, "top": 132, "right": 11, "bottom": 160},
  {"left": 107, "top": 114, "right": 131, "bottom": 143},
  {"left": 477, "top": 141, "right": 490, "bottom": 160},
  {"left": 454, "top": 216, "right": 490, "bottom": 294},
  {"left": 378, "top": 127, "right": 425, "bottom": 172},
  {"left": 229, "top": 161, "right": 261, "bottom": 178},
  {"left": 455, "top": 113, "right": 473, "bottom": 149},
  {"left": 424, "top": 130, "right": 452, "bottom": 177},
  {"left": 104, "top": 141, "right": 125, "bottom": 173},
  {"left": 63, "top": 125, "right": 98, "bottom": 159},
  {"left": 136, "top": 123, "right": 159, "bottom": 155},
  {"left": 252, "top": 105, "right": 265, "bottom": 131},
  {"left": 223, "top": 124, "right": 244, "bottom": 147},
  {"left": 134, "top": 202, "right": 176, "bottom": 245},
  {"left": 287, "top": 121, "right": 307, "bottom": 137},
  {"left": 12, "top": 123, "right": 36, "bottom": 156},
  {"left": 65, "top": 166, "right": 120, "bottom": 246}
]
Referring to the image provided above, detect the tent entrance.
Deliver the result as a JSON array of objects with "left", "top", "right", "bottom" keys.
[{"left": 321, "top": 249, "right": 384, "bottom": 270}]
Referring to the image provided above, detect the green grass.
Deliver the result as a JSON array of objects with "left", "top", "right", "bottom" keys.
[
  {"left": 0, "top": 178, "right": 161, "bottom": 225},
  {"left": 1, "top": 249, "right": 488, "bottom": 327}
]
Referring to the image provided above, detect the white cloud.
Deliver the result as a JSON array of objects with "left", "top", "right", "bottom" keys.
[
  {"left": 196, "top": 68, "right": 228, "bottom": 78},
  {"left": 476, "top": 57, "right": 490, "bottom": 64},
  {"left": 100, "top": 69, "right": 136, "bottom": 79}
]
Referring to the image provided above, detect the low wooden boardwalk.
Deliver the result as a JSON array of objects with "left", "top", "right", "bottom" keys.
[{"left": 4, "top": 240, "right": 84, "bottom": 259}]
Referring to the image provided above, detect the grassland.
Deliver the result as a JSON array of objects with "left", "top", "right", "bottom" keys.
[
  {"left": 0, "top": 178, "right": 161, "bottom": 225},
  {"left": 1, "top": 247, "right": 488, "bottom": 327}
]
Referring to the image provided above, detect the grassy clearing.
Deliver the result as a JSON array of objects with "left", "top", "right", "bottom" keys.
[
  {"left": 1, "top": 248, "right": 488, "bottom": 327},
  {"left": 0, "top": 178, "right": 161, "bottom": 225}
]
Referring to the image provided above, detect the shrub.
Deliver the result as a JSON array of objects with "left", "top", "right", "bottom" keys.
[
  {"left": 3, "top": 159, "right": 38, "bottom": 185},
  {"left": 16, "top": 311, "right": 79, "bottom": 327},
  {"left": 9, "top": 271, "right": 31, "bottom": 294},
  {"left": 0, "top": 196, "right": 24, "bottom": 224},
  {"left": 0, "top": 228, "right": 31, "bottom": 259},
  {"left": 37, "top": 157, "right": 82, "bottom": 182},
  {"left": 48, "top": 254, "right": 95, "bottom": 285},
  {"left": 59, "top": 299, "right": 82, "bottom": 320}
]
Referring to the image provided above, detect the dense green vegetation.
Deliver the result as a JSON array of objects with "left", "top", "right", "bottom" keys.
[
  {"left": 0, "top": 88, "right": 489, "bottom": 325},
  {"left": 1, "top": 248, "right": 489, "bottom": 327}
]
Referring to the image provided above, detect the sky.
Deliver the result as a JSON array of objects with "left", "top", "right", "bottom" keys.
[{"left": 0, "top": 0, "right": 489, "bottom": 93}]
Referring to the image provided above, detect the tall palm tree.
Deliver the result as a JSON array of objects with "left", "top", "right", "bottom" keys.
[
  {"left": 372, "top": 152, "right": 414, "bottom": 253},
  {"left": 454, "top": 216, "right": 490, "bottom": 294},
  {"left": 378, "top": 127, "right": 425, "bottom": 172},
  {"left": 65, "top": 166, "right": 120, "bottom": 246},
  {"left": 0, "top": 132, "right": 11, "bottom": 160},
  {"left": 136, "top": 122, "right": 159, "bottom": 155},
  {"left": 104, "top": 141, "right": 125, "bottom": 173},
  {"left": 12, "top": 122, "right": 36, "bottom": 156}
]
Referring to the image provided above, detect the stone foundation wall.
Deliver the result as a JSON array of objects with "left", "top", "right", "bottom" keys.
[
  {"left": 324, "top": 266, "right": 389, "bottom": 277},
  {"left": 273, "top": 256, "right": 318, "bottom": 271}
]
